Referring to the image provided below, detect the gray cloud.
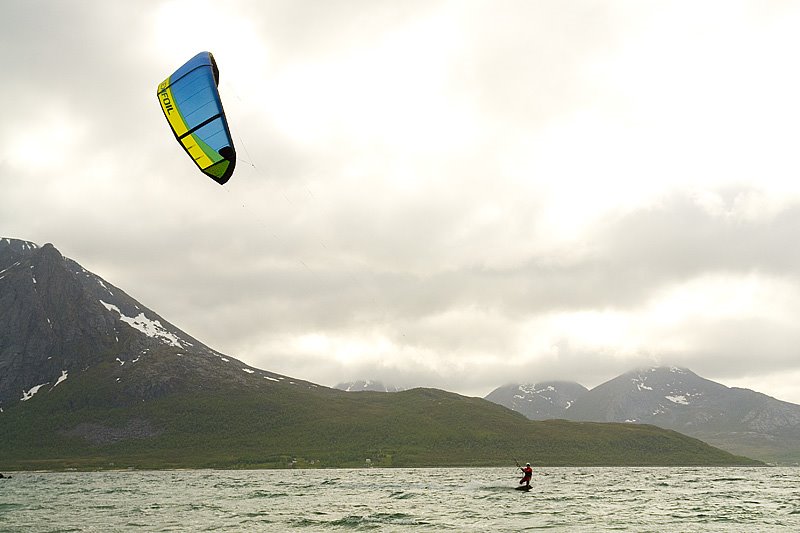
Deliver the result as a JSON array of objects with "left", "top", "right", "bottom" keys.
[{"left": 4, "top": 1, "right": 800, "bottom": 403}]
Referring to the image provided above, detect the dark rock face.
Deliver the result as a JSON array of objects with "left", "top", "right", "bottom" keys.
[
  {"left": 2, "top": 241, "right": 82, "bottom": 406},
  {"left": 0, "top": 238, "right": 291, "bottom": 411},
  {"left": 1, "top": 239, "right": 155, "bottom": 407}
]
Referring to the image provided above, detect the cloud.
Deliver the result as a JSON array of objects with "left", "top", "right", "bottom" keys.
[{"left": 4, "top": 1, "right": 800, "bottom": 403}]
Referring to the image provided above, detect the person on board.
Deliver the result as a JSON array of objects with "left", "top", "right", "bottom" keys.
[{"left": 519, "top": 463, "right": 533, "bottom": 488}]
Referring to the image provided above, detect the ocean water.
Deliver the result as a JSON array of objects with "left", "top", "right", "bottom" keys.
[{"left": 0, "top": 467, "right": 798, "bottom": 532}]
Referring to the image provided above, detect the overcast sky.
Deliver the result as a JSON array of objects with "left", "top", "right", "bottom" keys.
[{"left": 4, "top": 0, "right": 800, "bottom": 402}]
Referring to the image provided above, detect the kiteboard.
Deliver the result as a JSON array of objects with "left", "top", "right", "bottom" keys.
[{"left": 515, "top": 484, "right": 532, "bottom": 491}]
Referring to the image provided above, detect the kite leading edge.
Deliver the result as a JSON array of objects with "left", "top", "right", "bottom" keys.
[{"left": 157, "top": 52, "right": 236, "bottom": 184}]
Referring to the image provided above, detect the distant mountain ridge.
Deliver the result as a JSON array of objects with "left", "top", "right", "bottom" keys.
[
  {"left": 485, "top": 367, "right": 800, "bottom": 464},
  {"left": 0, "top": 237, "right": 758, "bottom": 470},
  {"left": 335, "top": 380, "right": 405, "bottom": 392},
  {"left": 485, "top": 381, "right": 589, "bottom": 420}
]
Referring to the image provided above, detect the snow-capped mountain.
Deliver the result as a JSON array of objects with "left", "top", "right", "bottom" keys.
[
  {"left": 565, "top": 367, "right": 800, "bottom": 434},
  {"left": 484, "top": 381, "right": 588, "bottom": 420},
  {"left": 334, "top": 380, "right": 405, "bottom": 392},
  {"left": 485, "top": 366, "right": 800, "bottom": 463},
  {"left": 0, "top": 238, "right": 296, "bottom": 412}
]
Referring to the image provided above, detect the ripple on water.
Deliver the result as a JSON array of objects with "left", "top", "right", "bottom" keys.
[
  {"left": 248, "top": 489, "right": 289, "bottom": 499},
  {"left": 331, "top": 512, "right": 431, "bottom": 528},
  {"left": 1, "top": 467, "right": 799, "bottom": 532}
]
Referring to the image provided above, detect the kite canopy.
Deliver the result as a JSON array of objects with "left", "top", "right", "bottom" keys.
[{"left": 157, "top": 52, "right": 236, "bottom": 184}]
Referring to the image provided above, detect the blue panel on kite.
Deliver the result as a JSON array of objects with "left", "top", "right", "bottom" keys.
[{"left": 157, "top": 52, "right": 236, "bottom": 184}]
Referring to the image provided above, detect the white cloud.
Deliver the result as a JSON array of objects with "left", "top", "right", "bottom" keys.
[
  {"left": 4, "top": 0, "right": 800, "bottom": 404},
  {"left": 3, "top": 110, "right": 87, "bottom": 173}
]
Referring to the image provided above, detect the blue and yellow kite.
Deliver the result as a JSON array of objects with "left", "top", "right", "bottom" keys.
[{"left": 157, "top": 52, "right": 236, "bottom": 184}]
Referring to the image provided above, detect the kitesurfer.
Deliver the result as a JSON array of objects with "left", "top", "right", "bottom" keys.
[{"left": 519, "top": 463, "right": 533, "bottom": 488}]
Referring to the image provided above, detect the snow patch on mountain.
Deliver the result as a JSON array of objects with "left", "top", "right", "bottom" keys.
[
  {"left": 666, "top": 395, "right": 690, "bottom": 405},
  {"left": 96, "top": 278, "right": 113, "bottom": 295},
  {"left": 100, "top": 300, "right": 184, "bottom": 348},
  {"left": 514, "top": 384, "right": 561, "bottom": 404},
  {"left": 0, "top": 261, "right": 21, "bottom": 277},
  {"left": 632, "top": 370, "right": 662, "bottom": 391},
  {"left": 21, "top": 383, "right": 48, "bottom": 401},
  {"left": 54, "top": 370, "right": 68, "bottom": 387},
  {"left": 520, "top": 384, "right": 556, "bottom": 395},
  {"left": 0, "top": 238, "right": 37, "bottom": 251},
  {"left": 335, "top": 380, "right": 404, "bottom": 392}
]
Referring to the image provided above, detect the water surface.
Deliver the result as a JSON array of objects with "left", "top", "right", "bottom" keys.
[{"left": 1, "top": 467, "right": 797, "bottom": 531}]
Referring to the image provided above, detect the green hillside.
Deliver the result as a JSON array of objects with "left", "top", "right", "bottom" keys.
[
  {"left": 0, "top": 239, "right": 764, "bottom": 471},
  {"left": 0, "top": 364, "right": 761, "bottom": 471}
]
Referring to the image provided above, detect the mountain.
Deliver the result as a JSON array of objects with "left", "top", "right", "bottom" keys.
[
  {"left": 0, "top": 238, "right": 290, "bottom": 411},
  {"left": 486, "top": 366, "right": 800, "bottom": 464},
  {"left": 566, "top": 367, "right": 800, "bottom": 464},
  {"left": 0, "top": 238, "right": 759, "bottom": 470},
  {"left": 484, "top": 381, "right": 588, "bottom": 420},
  {"left": 335, "top": 380, "right": 405, "bottom": 392}
]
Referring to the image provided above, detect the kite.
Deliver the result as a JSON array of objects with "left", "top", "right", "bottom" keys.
[{"left": 157, "top": 52, "right": 236, "bottom": 184}]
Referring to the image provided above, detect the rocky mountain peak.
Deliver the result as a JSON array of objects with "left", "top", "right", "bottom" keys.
[
  {"left": 37, "top": 242, "right": 62, "bottom": 263},
  {"left": 0, "top": 237, "right": 38, "bottom": 255},
  {"left": 0, "top": 238, "right": 281, "bottom": 411}
]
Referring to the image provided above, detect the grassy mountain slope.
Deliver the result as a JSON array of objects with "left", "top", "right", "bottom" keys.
[
  {"left": 0, "top": 364, "right": 760, "bottom": 470},
  {"left": 0, "top": 239, "right": 762, "bottom": 470}
]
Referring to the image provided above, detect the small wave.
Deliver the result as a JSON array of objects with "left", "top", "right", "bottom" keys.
[
  {"left": 0, "top": 503, "right": 25, "bottom": 512},
  {"left": 248, "top": 489, "right": 289, "bottom": 499},
  {"left": 290, "top": 517, "right": 327, "bottom": 529},
  {"left": 290, "top": 512, "right": 432, "bottom": 529},
  {"left": 331, "top": 513, "right": 430, "bottom": 528},
  {"left": 465, "top": 484, "right": 520, "bottom": 492}
]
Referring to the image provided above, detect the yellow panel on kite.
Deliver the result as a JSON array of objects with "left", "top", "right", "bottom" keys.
[{"left": 157, "top": 52, "right": 236, "bottom": 185}]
